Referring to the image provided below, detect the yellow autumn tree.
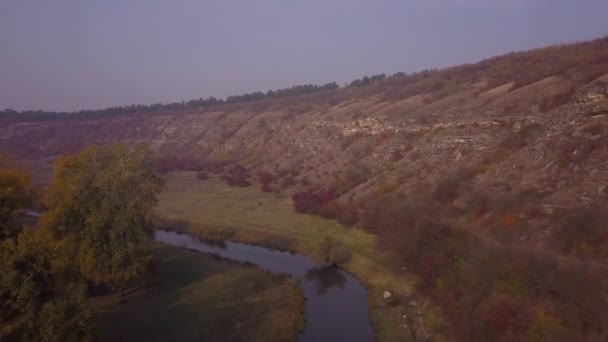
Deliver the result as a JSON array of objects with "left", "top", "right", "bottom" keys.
[
  {"left": 0, "top": 155, "right": 35, "bottom": 239},
  {"left": 41, "top": 144, "right": 164, "bottom": 292}
]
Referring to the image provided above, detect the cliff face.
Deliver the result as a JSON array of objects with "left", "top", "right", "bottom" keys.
[{"left": 1, "top": 39, "right": 608, "bottom": 255}]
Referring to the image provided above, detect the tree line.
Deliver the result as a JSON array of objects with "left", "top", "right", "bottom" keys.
[{"left": 0, "top": 82, "right": 339, "bottom": 122}]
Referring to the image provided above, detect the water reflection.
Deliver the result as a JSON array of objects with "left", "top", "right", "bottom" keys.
[
  {"left": 197, "top": 238, "right": 227, "bottom": 249},
  {"left": 155, "top": 230, "right": 375, "bottom": 342},
  {"left": 305, "top": 265, "right": 347, "bottom": 295}
]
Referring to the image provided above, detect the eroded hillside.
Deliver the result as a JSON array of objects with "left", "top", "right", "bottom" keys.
[
  {"left": 3, "top": 37, "right": 608, "bottom": 340},
  {"left": 2, "top": 39, "right": 607, "bottom": 255}
]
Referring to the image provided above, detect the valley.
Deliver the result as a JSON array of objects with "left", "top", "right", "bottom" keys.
[{"left": 3, "top": 37, "right": 608, "bottom": 340}]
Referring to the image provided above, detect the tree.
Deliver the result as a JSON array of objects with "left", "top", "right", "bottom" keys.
[
  {"left": 0, "top": 230, "right": 54, "bottom": 339},
  {"left": 0, "top": 230, "right": 94, "bottom": 341},
  {"left": 0, "top": 156, "right": 35, "bottom": 239},
  {"left": 39, "top": 287, "right": 94, "bottom": 342},
  {"left": 40, "top": 144, "right": 164, "bottom": 292}
]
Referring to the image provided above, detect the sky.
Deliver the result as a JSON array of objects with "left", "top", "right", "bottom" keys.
[{"left": 1, "top": 0, "right": 608, "bottom": 112}]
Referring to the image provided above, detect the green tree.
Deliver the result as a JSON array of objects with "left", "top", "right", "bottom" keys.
[
  {"left": 0, "top": 230, "right": 54, "bottom": 339},
  {"left": 0, "top": 230, "right": 94, "bottom": 341},
  {"left": 41, "top": 144, "right": 164, "bottom": 292},
  {"left": 39, "top": 287, "right": 94, "bottom": 342},
  {"left": 0, "top": 156, "right": 35, "bottom": 239}
]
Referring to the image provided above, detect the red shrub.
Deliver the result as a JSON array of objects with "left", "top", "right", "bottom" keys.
[
  {"left": 261, "top": 183, "right": 273, "bottom": 193},
  {"left": 257, "top": 171, "right": 276, "bottom": 192},
  {"left": 202, "top": 160, "right": 229, "bottom": 174},
  {"left": 221, "top": 164, "right": 251, "bottom": 187},
  {"left": 291, "top": 188, "right": 336, "bottom": 214},
  {"left": 418, "top": 253, "right": 453, "bottom": 290},
  {"left": 479, "top": 294, "right": 530, "bottom": 339},
  {"left": 318, "top": 201, "right": 339, "bottom": 219},
  {"left": 257, "top": 171, "right": 275, "bottom": 184}
]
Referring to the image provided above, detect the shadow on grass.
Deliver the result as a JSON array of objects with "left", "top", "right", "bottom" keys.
[{"left": 95, "top": 245, "right": 293, "bottom": 342}]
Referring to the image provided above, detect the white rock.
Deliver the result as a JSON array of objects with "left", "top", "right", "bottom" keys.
[{"left": 383, "top": 291, "right": 392, "bottom": 299}]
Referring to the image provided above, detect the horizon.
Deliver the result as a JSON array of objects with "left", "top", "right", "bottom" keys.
[{"left": 2, "top": 1, "right": 608, "bottom": 112}]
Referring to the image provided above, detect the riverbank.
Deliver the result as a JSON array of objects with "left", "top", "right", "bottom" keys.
[
  {"left": 154, "top": 172, "right": 438, "bottom": 341},
  {"left": 156, "top": 230, "right": 374, "bottom": 341},
  {"left": 92, "top": 244, "right": 304, "bottom": 341}
]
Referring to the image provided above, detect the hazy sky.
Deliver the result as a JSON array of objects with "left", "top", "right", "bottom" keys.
[{"left": 1, "top": 0, "right": 607, "bottom": 112}]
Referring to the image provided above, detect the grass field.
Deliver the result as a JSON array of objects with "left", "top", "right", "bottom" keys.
[
  {"left": 93, "top": 244, "right": 303, "bottom": 342},
  {"left": 155, "top": 172, "right": 427, "bottom": 341}
]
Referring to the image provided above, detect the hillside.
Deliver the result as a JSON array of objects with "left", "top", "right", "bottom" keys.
[
  {"left": 3, "top": 38, "right": 608, "bottom": 246},
  {"left": 2, "top": 37, "right": 608, "bottom": 340}
]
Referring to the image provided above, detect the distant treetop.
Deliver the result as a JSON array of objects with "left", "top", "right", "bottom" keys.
[
  {"left": 3, "top": 36, "right": 608, "bottom": 122},
  {"left": 0, "top": 82, "right": 339, "bottom": 122}
]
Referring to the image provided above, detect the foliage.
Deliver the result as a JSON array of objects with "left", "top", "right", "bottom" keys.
[
  {"left": 0, "top": 157, "right": 35, "bottom": 239},
  {"left": 0, "top": 229, "right": 93, "bottom": 341},
  {"left": 257, "top": 171, "right": 275, "bottom": 192},
  {"left": 0, "top": 230, "right": 54, "bottom": 339},
  {"left": 432, "top": 168, "right": 476, "bottom": 203},
  {"left": 0, "top": 154, "right": 91, "bottom": 341},
  {"left": 221, "top": 164, "right": 251, "bottom": 187},
  {"left": 283, "top": 280, "right": 306, "bottom": 334},
  {"left": 39, "top": 287, "right": 94, "bottom": 342},
  {"left": 349, "top": 74, "right": 387, "bottom": 87},
  {"left": 335, "top": 204, "right": 359, "bottom": 227},
  {"left": 40, "top": 144, "right": 164, "bottom": 291},
  {"left": 318, "top": 236, "right": 352, "bottom": 265},
  {"left": 554, "top": 205, "right": 608, "bottom": 257},
  {"left": 357, "top": 191, "right": 608, "bottom": 341},
  {"left": 339, "top": 163, "right": 370, "bottom": 192},
  {"left": 227, "top": 82, "right": 338, "bottom": 103},
  {"left": 1, "top": 83, "right": 339, "bottom": 121},
  {"left": 291, "top": 188, "right": 336, "bottom": 214}
]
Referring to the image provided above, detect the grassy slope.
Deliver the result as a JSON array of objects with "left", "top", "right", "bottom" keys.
[
  {"left": 155, "top": 172, "right": 430, "bottom": 341},
  {"left": 93, "top": 244, "right": 303, "bottom": 342}
]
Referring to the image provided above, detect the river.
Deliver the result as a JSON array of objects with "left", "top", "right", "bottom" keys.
[{"left": 155, "top": 230, "right": 376, "bottom": 342}]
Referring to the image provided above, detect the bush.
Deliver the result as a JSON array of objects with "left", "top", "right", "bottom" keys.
[
  {"left": 291, "top": 188, "right": 336, "bottom": 214},
  {"left": 256, "top": 171, "right": 275, "bottom": 184},
  {"left": 432, "top": 168, "right": 476, "bottom": 203},
  {"left": 336, "top": 205, "right": 359, "bottom": 227},
  {"left": 318, "top": 236, "right": 352, "bottom": 265},
  {"left": 358, "top": 192, "right": 608, "bottom": 341},
  {"left": 196, "top": 171, "right": 209, "bottom": 180},
  {"left": 221, "top": 164, "right": 251, "bottom": 187},
  {"left": 554, "top": 205, "right": 608, "bottom": 257},
  {"left": 202, "top": 160, "right": 229, "bottom": 174},
  {"left": 280, "top": 175, "right": 297, "bottom": 189},
  {"left": 257, "top": 171, "right": 275, "bottom": 192},
  {"left": 318, "top": 201, "right": 339, "bottom": 220}
]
